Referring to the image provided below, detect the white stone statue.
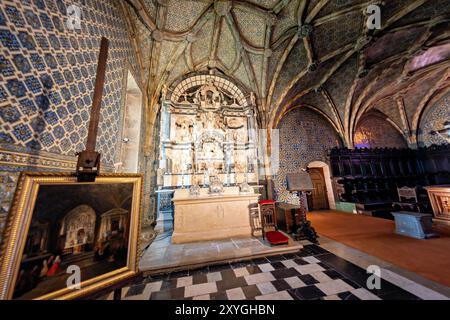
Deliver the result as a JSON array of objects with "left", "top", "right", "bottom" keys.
[
  {"left": 233, "top": 150, "right": 247, "bottom": 173},
  {"left": 250, "top": 92, "right": 256, "bottom": 106},
  {"left": 233, "top": 128, "right": 248, "bottom": 144},
  {"left": 161, "top": 84, "right": 168, "bottom": 101}
]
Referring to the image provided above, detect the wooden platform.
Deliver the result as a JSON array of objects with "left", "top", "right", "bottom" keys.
[{"left": 308, "top": 210, "right": 450, "bottom": 287}]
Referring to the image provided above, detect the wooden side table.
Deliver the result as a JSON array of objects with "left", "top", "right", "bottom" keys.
[
  {"left": 276, "top": 202, "right": 319, "bottom": 243},
  {"left": 276, "top": 203, "right": 302, "bottom": 233}
]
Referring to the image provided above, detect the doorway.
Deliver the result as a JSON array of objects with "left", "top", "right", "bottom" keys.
[
  {"left": 307, "top": 161, "right": 336, "bottom": 210},
  {"left": 308, "top": 167, "right": 329, "bottom": 210}
]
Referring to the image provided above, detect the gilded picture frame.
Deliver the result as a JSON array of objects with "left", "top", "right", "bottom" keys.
[{"left": 0, "top": 172, "right": 143, "bottom": 300}]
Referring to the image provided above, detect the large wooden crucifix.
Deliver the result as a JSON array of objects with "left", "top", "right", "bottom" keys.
[{"left": 76, "top": 37, "right": 109, "bottom": 182}]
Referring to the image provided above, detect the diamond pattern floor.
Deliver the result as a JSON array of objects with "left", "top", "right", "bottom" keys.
[{"left": 121, "top": 244, "right": 427, "bottom": 300}]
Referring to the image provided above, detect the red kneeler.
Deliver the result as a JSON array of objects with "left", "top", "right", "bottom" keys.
[
  {"left": 265, "top": 231, "right": 289, "bottom": 245},
  {"left": 258, "top": 200, "right": 289, "bottom": 246}
]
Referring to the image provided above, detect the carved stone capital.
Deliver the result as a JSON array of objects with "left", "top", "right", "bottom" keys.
[
  {"left": 208, "top": 59, "right": 218, "bottom": 69},
  {"left": 395, "top": 92, "right": 406, "bottom": 100}
]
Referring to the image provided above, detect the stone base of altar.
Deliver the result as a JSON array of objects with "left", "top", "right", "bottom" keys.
[{"left": 171, "top": 187, "right": 260, "bottom": 244}]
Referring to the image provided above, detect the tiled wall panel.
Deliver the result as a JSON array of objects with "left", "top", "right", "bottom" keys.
[
  {"left": 273, "top": 107, "right": 341, "bottom": 203},
  {"left": 0, "top": 0, "right": 139, "bottom": 240},
  {"left": 419, "top": 92, "right": 450, "bottom": 147}
]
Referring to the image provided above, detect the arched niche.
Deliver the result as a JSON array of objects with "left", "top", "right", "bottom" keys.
[
  {"left": 59, "top": 205, "right": 96, "bottom": 254},
  {"left": 98, "top": 208, "right": 129, "bottom": 243}
]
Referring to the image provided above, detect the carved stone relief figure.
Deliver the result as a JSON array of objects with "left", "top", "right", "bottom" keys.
[
  {"left": 233, "top": 150, "right": 247, "bottom": 173},
  {"left": 196, "top": 79, "right": 223, "bottom": 110},
  {"left": 226, "top": 117, "right": 245, "bottom": 129},
  {"left": 175, "top": 117, "right": 194, "bottom": 143},
  {"left": 233, "top": 128, "right": 248, "bottom": 144},
  {"left": 161, "top": 84, "right": 168, "bottom": 101},
  {"left": 199, "top": 111, "right": 226, "bottom": 132},
  {"left": 173, "top": 149, "right": 193, "bottom": 173},
  {"left": 250, "top": 92, "right": 256, "bottom": 106}
]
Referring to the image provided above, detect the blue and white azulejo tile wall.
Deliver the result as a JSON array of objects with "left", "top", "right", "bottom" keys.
[
  {"left": 0, "top": 0, "right": 139, "bottom": 161},
  {"left": 0, "top": 0, "right": 140, "bottom": 236},
  {"left": 274, "top": 107, "right": 342, "bottom": 204}
]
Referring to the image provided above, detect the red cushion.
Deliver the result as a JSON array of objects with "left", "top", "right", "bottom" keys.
[
  {"left": 266, "top": 231, "right": 289, "bottom": 245},
  {"left": 259, "top": 200, "right": 276, "bottom": 205}
]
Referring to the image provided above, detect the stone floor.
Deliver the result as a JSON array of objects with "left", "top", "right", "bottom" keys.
[
  {"left": 139, "top": 231, "right": 302, "bottom": 273},
  {"left": 117, "top": 239, "right": 450, "bottom": 300}
]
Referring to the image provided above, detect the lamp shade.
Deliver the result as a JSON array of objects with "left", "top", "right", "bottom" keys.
[{"left": 286, "top": 172, "right": 314, "bottom": 192}]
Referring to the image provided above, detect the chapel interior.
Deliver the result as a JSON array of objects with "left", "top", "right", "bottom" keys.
[{"left": 0, "top": 0, "right": 450, "bottom": 301}]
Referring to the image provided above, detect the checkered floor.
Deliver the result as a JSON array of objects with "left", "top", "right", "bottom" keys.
[{"left": 121, "top": 244, "right": 423, "bottom": 300}]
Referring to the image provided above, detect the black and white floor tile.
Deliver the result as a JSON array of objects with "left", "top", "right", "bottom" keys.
[{"left": 121, "top": 244, "right": 442, "bottom": 301}]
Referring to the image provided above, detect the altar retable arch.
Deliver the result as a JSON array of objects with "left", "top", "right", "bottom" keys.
[{"left": 157, "top": 73, "right": 259, "bottom": 188}]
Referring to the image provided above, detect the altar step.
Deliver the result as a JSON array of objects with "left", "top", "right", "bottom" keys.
[{"left": 139, "top": 233, "right": 303, "bottom": 275}]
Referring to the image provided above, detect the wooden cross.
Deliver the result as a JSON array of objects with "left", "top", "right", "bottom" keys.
[{"left": 76, "top": 37, "right": 109, "bottom": 182}]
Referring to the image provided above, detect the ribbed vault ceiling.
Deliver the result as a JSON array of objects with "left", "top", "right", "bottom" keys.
[{"left": 120, "top": 0, "right": 450, "bottom": 147}]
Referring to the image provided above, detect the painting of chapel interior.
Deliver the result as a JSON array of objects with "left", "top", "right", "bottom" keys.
[{"left": 12, "top": 183, "right": 133, "bottom": 300}]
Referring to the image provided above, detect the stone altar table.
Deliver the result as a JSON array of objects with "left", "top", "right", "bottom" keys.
[{"left": 171, "top": 187, "right": 260, "bottom": 244}]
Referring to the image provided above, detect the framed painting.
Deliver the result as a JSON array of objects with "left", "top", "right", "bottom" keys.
[{"left": 0, "top": 172, "right": 143, "bottom": 300}]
